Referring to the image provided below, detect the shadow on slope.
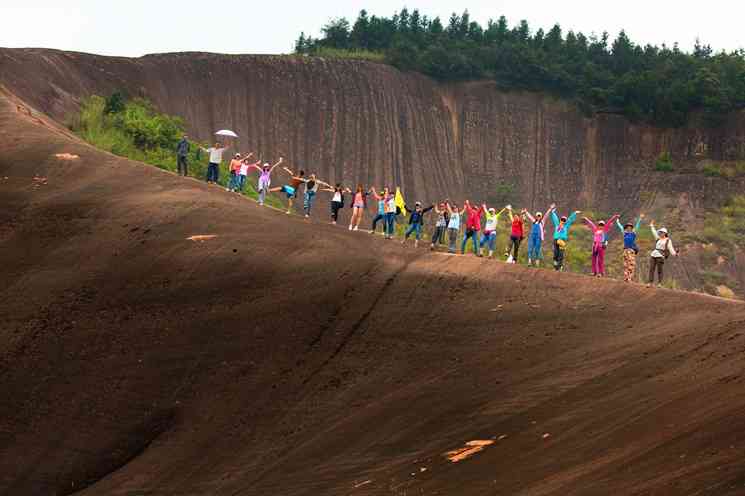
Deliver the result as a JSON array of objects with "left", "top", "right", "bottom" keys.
[{"left": 1, "top": 90, "right": 745, "bottom": 496}]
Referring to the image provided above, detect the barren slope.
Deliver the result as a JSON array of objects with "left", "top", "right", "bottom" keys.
[{"left": 2, "top": 84, "right": 745, "bottom": 496}]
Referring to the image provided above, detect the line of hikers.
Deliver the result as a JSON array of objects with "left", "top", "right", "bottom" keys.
[{"left": 177, "top": 139, "right": 678, "bottom": 286}]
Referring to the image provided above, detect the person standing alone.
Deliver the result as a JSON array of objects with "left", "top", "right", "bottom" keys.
[{"left": 176, "top": 135, "right": 190, "bottom": 176}]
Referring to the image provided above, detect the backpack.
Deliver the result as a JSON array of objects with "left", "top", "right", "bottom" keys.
[{"left": 662, "top": 238, "right": 671, "bottom": 259}]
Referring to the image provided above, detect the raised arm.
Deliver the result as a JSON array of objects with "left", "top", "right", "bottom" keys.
[
  {"left": 635, "top": 214, "right": 644, "bottom": 231},
  {"left": 269, "top": 157, "right": 283, "bottom": 172},
  {"left": 582, "top": 217, "right": 596, "bottom": 230},
  {"left": 422, "top": 205, "right": 435, "bottom": 214},
  {"left": 650, "top": 222, "right": 659, "bottom": 240},
  {"left": 615, "top": 218, "right": 625, "bottom": 234},
  {"left": 551, "top": 210, "right": 560, "bottom": 227},
  {"left": 525, "top": 211, "right": 536, "bottom": 223},
  {"left": 565, "top": 211, "right": 580, "bottom": 228},
  {"left": 495, "top": 207, "right": 507, "bottom": 220},
  {"left": 605, "top": 214, "right": 621, "bottom": 232},
  {"left": 507, "top": 206, "right": 514, "bottom": 222},
  {"left": 248, "top": 161, "right": 263, "bottom": 172},
  {"left": 544, "top": 204, "right": 556, "bottom": 222}
]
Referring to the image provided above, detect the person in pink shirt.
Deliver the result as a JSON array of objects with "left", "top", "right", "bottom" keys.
[
  {"left": 460, "top": 200, "right": 484, "bottom": 255},
  {"left": 583, "top": 214, "right": 620, "bottom": 277},
  {"left": 348, "top": 184, "right": 368, "bottom": 231}
]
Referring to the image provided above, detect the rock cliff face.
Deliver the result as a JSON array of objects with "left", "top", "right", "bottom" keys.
[{"left": 2, "top": 48, "right": 744, "bottom": 212}]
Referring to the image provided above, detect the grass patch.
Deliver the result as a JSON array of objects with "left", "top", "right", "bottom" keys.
[
  {"left": 655, "top": 151, "right": 674, "bottom": 172},
  {"left": 70, "top": 94, "right": 284, "bottom": 209}
]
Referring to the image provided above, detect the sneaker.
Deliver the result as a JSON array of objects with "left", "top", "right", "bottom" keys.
[
  {"left": 353, "top": 226, "right": 359, "bottom": 231},
  {"left": 348, "top": 225, "right": 353, "bottom": 231}
]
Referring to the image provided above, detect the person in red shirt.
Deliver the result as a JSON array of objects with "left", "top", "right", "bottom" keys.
[
  {"left": 460, "top": 200, "right": 484, "bottom": 255},
  {"left": 506, "top": 205, "right": 527, "bottom": 263}
]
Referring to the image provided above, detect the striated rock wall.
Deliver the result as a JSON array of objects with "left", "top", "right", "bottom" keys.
[{"left": 2, "top": 48, "right": 744, "bottom": 213}]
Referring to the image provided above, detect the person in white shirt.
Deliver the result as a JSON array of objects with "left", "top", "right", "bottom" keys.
[
  {"left": 648, "top": 222, "right": 678, "bottom": 286},
  {"left": 200, "top": 142, "right": 230, "bottom": 184}
]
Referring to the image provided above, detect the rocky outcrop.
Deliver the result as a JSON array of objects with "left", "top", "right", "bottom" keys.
[{"left": 2, "top": 48, "right": 744, "bottom": 213}]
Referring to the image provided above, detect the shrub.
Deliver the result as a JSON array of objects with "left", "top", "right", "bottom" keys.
[{"left": 655, "top": 152, "right": 674, "bottom": 172}]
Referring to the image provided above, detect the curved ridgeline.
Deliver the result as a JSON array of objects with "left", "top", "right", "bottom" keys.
[{"left": 1, "top": 48, "right": 745, "bottom": 213}]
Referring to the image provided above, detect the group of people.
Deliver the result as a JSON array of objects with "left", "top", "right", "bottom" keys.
[{"left": 176, "top": 137, "right": 678, "bottom": 286}]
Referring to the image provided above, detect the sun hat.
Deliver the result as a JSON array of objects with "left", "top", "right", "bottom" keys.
[{"left": 658, "top": 227, "right": 669, "bottom": 235}]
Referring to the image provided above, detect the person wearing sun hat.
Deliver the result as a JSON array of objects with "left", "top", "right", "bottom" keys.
[
  {"left": 582, "top": 213, "right": 620, "bottom": 277},
  {"left": 648, "top": 221, "right": 677, "bottom": 285},
  {"left": 615, "top": 213, "right": 644, "bottom": 282},
  {"left": 525, "top": 203, "right": 555, "bottom": 266}
]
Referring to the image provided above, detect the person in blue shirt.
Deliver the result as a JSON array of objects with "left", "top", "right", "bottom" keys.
[
  {"left": 550, "top": 208, "right": 581, "bottom": 271},
  {"left": 370, "top": 188, "right": 387, "bottom": 234},
  {"left": 616, "top": 214, "right": 644, "bottom": 282}
]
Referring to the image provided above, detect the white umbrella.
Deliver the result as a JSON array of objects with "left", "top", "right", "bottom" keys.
[{"left": 215, "top": 129, "right": 238, "bottom": 138}]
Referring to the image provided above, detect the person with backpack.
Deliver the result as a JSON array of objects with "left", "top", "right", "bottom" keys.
[
  {"left": 615, "top": 214, "right": 644, "bottom": 282},
  {"left": 326, "top": 184, "right": 351, "bottom": 224},
  {"left": 550, "top": 208, "right": 581, "bottom": 271},
  {"left": 446, "top": 201, "right": 463, "bottom": 254},
  {"left": 648, "top": 222, "right": 678, "bottom": 286},
  {"left": 461, "top": 201, "right": 484, "bottom": 256},
  {"left": 582, "top": 214, "right": 620, "bottom": 277},
  {"left": 479, "top": 205, "right": 507, "bottom": 258},
  {"left": 506, "top": 206, "right": 527, "bottom": 264},
  {"left": 301, "top": 174, "right": 330, "bottom": 218},
  {"left": 525, "top": 204, "right": 555, "bottom": 266}
]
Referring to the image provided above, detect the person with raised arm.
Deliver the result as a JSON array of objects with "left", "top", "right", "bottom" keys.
[
  {"left": 300, "top": 173, "right": 330, "bottom": 218},
  {"left": 461, "top": 200, "right": 484, "bottom": 256},
  {"left": 325, "top": 183, "right": 351, "bottom": 224},
  {"left": 370, "top": 187, "right": 389, "bottom": 234},
  {"left": 248, "top": 157, "right": 283, "bottom": 206},
  {"left": 200, "top": 141, "right": 231, "bottom": 184},
  {"left": 446, "top": 201, "right": 464, "bottom": 254},
  {"left": 506, "top": 206, "right": 527, "bottom": 264},
  {"left": 348, "top": 184, "right": 368, "bottom": 231},
  {"left": 383, "top": 188, "right": 398, "bottom": 239},
  {"left": 479, "top": 204, "right": 507, "bottom": 258},
  {"left": 648, "top": 221, "right": 678, "bottom": 286},
  {"left": 431, "top": 201, "right": 449, "bottom": 251},
  {"left": 583, "top": 213, "right": 621, "bottom": 277},
  {"left": 227, "top": 152, "right": 253, "bottom": 192},
  {"left": 525, "top": 204, "right": 555, "bottom": 266},
  {"left": 550, "top": 207, "right": 581, "bottom": 271},
  {"left": 270, "top": 165, "right": 305, "bottom": 214},
  {"left": 402, "top": 201, "right": 434, "bottom": 248},
  {"left": 616, "top": 213, "right": 644, "bottom": 282}
]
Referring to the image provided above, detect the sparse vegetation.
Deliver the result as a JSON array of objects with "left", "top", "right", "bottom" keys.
[
  {"left": 701, "top": 161, "right": 745, "bottom": 178},
  {"left": 655, "top": 152, "right": 674, "bottom": 172}
]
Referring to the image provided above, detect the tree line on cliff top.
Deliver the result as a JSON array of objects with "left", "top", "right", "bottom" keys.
[{"left": 295, "top": 9, "right": 745, "bottom": 128}]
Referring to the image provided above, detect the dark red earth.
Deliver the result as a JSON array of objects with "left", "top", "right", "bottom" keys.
[{"left": 2, "top": 70, "right": 745, "bottom": 495}]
